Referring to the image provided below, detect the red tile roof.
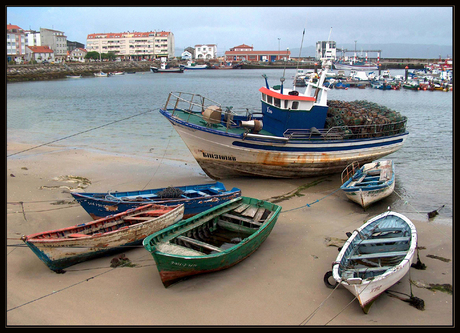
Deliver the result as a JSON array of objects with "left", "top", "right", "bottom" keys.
[{"left": 27, "top": 46, "right": 54, "bottom": 53}]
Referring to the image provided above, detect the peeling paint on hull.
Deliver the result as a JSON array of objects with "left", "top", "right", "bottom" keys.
[{"left": 22, "top": 204, "right": 184, "bottom": 271}]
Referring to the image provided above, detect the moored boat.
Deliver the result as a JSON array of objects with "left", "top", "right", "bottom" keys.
[
  {"left": 71, "top": 182, "right": 241, "bottom": 220},
  {"left": 143, "top": 196, "right": 281, "bottom": 287},
  {"left": 180, "top": 61, "right": 208, "bottom": 70},
  {"left": 21, "top": 204, "right": 184, "bottom": 272},
  {"left": 340, "top": 160, "right": 395, "bottom": 208},
  {"left": 94, "top": 71, "right": 110, "bottom": 77},
  {"left": 150, "top": 62, "right": 184, "bottom": 73},
  {"left": 324, "top": 210, "right": 417, "bottom": 313},
  {"left": 159, "top": 61, "right": 408, "bottom": 179}
]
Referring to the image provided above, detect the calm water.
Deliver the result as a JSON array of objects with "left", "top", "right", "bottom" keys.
[{"left": 7, "top": 69, "right": 453, "bottom": 224}]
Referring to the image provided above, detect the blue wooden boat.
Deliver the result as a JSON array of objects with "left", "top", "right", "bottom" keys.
[
  {"left": 71, "top": 182, "right": 241, "bottom": 220},
  {"left": 340, "top": 160, "right": 395, "bottom": 208}
]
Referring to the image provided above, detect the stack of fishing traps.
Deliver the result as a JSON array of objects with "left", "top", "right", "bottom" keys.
[{"left": 325, "top": 100, "right": 407, "bottom": 138}]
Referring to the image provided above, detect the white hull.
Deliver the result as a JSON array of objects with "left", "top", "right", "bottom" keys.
[
  {"left": 332, "top": 211, "right": 417, "bottom": 313},
  {"left": 344, "top": 181, "right": 395, "bottom": 208},
  {"left": 334, "top": 63, "right": 378, "bottom": 70},
  {"left": 165, "top": 112, "right": 408, "bottom": 179}
]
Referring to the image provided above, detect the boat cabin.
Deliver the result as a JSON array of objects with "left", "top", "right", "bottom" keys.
[{"left": 259, "top": 74, "right": 329, "bottom": 136}]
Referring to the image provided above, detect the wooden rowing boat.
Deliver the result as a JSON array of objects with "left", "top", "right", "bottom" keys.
[
  {"left": 71, "top": 182, "right": 241, "bottom": 219},
  {"left": 143, "top": 196, "right": 282, "bottom": 287},
  {"left": 340, "top": 160, "right": 395, "bottom": 208},
  {"left": 21, "top": 204, "right": 184, "bottom": 272},
  {"left": 325, "top": 210, "right": 417, "bottom": 313}
]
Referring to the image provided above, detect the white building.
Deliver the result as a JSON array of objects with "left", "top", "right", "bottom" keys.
[
  {"left": 25, "top": 30, "right": 41, "bottom": 47},
  {"left": 69, "top": 48, "right": 87, "bottom": 62},
  {"left": 195, "top": 44, "right": 217, "bottom": 60},
  {"left": 40, "top": 28, "right": 67, "bottom": 62},
  {"left": 86, "top": 30, "right": 175, "bottom": 60},
  {"left": 25, "top": 45, "right": 55, "bottom": 63},
  {"left": 316, "top": 41, "right": 337, "bottom": 61}
]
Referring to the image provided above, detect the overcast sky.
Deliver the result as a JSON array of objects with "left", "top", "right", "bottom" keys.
[{"left": 7, "top": 6, "right": 453, "bottom": 52}]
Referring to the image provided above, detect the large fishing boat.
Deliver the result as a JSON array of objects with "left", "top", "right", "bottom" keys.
[{"left": 159, "top": 61, "right": 408, "bottom": 179}]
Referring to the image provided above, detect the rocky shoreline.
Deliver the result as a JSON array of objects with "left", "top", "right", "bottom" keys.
[{"left": 6, "top": 61, "right": 153, "bottom": 82}]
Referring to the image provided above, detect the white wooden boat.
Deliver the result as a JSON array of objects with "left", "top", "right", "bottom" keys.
[
  {"left": 94, "top": 71, "right": 109, "bottom": 77},
  {"left": 340, "top": 160, "right": 395, "bottom": 208},
  {"left": 21, "top": 204, "right": 184, "bottom": 272},
  {"left": 325, "top": 210, "right": 417, "bottom": 313}
]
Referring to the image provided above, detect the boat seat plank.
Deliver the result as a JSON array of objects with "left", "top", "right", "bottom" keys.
[
  {"left": 241, "top": 206, "right": 259, "bottom": 218},
  {"left": 217, "top": 219, "right": 256, "bottom": 235},
  {"left": 347, "top": 266, "right": 392, "bottom": 273},
  {"left": 222, "top": 213, "right": 262, "bottom": 226},
  {"left": 253, "top": 207, "right": 266, "bottom": 222},
  {"left": 349, "top": 251, "right": 407, "bottom": 260},
  {"left": 176, "top": 236, "right": 223, "bottom": 252},
  {"left": 234, "top": 203, "right": 250, "bottom": 213},
  {"left": 359, "top": 236, "right": 410, "bottom": 245}
]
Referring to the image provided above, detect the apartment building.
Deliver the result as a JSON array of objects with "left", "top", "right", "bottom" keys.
[
  {"left": 86, "top": 30, "right": 175, "bottom": 60},
  {"left": 7, "top": 24, "right": 26, "bottom": 63},
  {"left": 40, "top": 28, "right": 67, "bottom": 61}
]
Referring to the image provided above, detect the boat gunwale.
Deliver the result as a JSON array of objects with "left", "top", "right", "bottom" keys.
[
  {"left": 161, "top": 107, "right": 409, "bottom": 145},
  {"left": 341, "top": 167, "right": 395, "bottom": 192}
]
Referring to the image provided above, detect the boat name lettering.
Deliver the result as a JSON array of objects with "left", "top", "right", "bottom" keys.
[
  {"left": 171, "top": 261, "right": 197, "bottom": 268},
  {"left": 370, "top": 285, "right": 382, "bottom": 293},
  {"left": 202, "top": 152, "right": 236, "bottom": 161}
]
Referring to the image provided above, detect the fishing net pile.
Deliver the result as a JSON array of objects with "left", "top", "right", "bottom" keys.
[
  {"left": 325, "top": 100, "right": 407, "bottom": 138},
  {"left": 156, "top": 187, "right": 185, "bottom": 198}
]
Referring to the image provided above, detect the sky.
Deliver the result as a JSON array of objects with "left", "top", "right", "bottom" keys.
[{"left": 7, "top": 6, "right": 453, "bottom": 54}]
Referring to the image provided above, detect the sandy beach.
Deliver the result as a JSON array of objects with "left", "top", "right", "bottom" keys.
[{"left": 6, "top": 142, "right": 452, "bottom": 326}]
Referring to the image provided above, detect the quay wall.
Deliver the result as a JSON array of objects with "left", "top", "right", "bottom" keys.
[{"left": 7, "top": 58, "right": 435, "bottom": 82}]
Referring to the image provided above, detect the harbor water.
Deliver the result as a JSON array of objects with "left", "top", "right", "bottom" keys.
[{"left": 7, "top": 68, "right": 453, "bottom": 225}]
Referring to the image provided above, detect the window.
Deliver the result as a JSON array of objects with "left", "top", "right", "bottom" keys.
[
  {"left": 292, "top": 101, "right": 299, "bottom": 109},
  {"left": 267, "top": 95, "right": 273, "bottom": 104}
]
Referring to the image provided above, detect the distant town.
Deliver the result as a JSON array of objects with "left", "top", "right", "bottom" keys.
[{"left": 7, "top": 24, "right": 450, "bottom": 66}]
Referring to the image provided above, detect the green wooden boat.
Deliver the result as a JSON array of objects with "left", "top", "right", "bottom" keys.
[{"left": 143, "top": 196, "right": 281, "bottom": 287}]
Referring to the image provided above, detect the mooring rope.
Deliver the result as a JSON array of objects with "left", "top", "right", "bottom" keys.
[
  {"left": 281, "top": 187, "right": 341, "bottom": 214},
  {"left": 7, "top": 108, "right": 158, "bottom": 158}
]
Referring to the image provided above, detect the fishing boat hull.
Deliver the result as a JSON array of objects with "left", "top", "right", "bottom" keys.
[
  {"left": 22, "top": 204, "right": 184, "bottom": 271},
  {"left": 71, "top": 182, "right": 241, "bottom": 220},
  {"left": 143, "top": 196, "right": 282, "bottom": 287},
  {"left": 150, "top": 67, "right": 184, "bottom": 73},
  {"left": 341, "top": 160, "right": 395, "bottom": 208},
  {"left": 161, "top": 108, "right": 408, "bottom": 179},
  {"left": 330, "top": 211, "right": 417, "bottom": 313}
]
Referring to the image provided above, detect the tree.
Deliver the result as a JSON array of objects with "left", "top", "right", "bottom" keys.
[{"left": 85, "top": 51, "right": 100, "bottom": 60}]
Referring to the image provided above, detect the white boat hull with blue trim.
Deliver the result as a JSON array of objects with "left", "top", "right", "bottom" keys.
[
  {"left": 163, "top": 110, "right": 407, "bottom": 179},
  {"left": 340, "top": 160, "right": 395, "bottom": 208},
  {"left": 329, "top": 211, "right": 417, "bottom": 313}
]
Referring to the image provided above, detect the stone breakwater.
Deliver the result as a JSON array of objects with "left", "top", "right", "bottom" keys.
[{"left": 7, "top": 61, "right": 154, "bottom": 82}]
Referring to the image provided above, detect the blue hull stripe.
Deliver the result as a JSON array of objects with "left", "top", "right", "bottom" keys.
[{"left": 232, "top": 138, "right": 405, "bottom": 152}]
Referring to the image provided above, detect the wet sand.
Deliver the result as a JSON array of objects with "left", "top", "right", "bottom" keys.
[{"left": 6, "top": 143, "right": 453, "bottom": 326}]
